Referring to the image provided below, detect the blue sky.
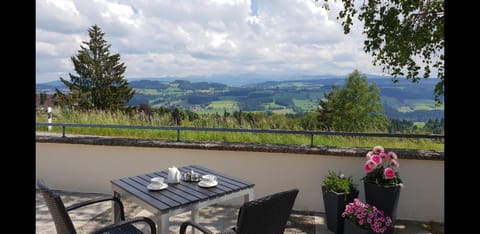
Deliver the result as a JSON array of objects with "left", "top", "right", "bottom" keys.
[{"left": 36, "top": 0, "right": 383, "bottom": 84}]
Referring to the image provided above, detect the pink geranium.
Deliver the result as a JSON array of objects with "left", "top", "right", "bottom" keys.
[
  {"left": 363, "top": 145, "right": 403, "bottom": 187},
  {"left": 373, "top": 145, "right": 384, "bottom": 154},
  {"left": 371, "top": 155, "right": 382, "bottom": 164},
  {"left": 390, "top": 159, "right": 399, "bottom": 168},
  {"left": 364, "top": 160, "right": 377, "bottom": 173},
  {"left": 366, "top": 151, "right": 373, "bottom": 160},
  {"left": 388, "top": 152, "right": 398, "bottom": 160},
  {"left": 384, "top": 168, "right": 396, "bottom": 179}
]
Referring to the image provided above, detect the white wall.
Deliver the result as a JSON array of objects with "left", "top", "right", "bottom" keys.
[{"left": 36, "top": 143, "right": 444, "bottom": 222}]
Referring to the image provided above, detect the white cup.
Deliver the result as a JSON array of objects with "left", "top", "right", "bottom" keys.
[
  {"left": 151, "top": 177, "right": 164, "bottom": 185},
  {"left": 202, "top": 174, "right": 217, "bottom": 183}
]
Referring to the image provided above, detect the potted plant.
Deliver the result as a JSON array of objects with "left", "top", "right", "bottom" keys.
[
  {"left": 363, "top": 145, "right": 403, "bottom": 231},
  {"left": 322, "top": 171, "right": 359, "bottom": 234},
  {"left": 342, "top": 198, "right": 393, "bottom": 234}
]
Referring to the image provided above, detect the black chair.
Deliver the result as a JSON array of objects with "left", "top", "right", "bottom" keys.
[
  {"left": 180, "top": 188, "right": 299, "bottom": 234},
  {"left": 37, "top": 180, "right": 156, "bottom": 234}
]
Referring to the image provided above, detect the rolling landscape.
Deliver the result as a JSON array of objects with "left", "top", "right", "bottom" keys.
[{"left": 36, "top": 74, "right": 444, "bottom": 122}]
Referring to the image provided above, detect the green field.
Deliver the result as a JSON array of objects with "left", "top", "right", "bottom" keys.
[
  {"left": 136, "top": 89, "right": 162, "bottom": 95},
  {"left": 271, "top": 109, "right": 295, "bottom": 114},
  {"left": 35, "top": 108, "right": 443, "bottom": 152},
  {"left": 397, "top": 99, "right": 444, "bottom": 112},
  {"left": 397, "top": 106, "right": 414, "bottom": 113},
  {"left": 405, "top": 99, "right": 444, "bottom": 111},
  {"left": 201, "top": 100, "right": 239, "bottom": 114},
  {"left": 293, "top": 99, "right": 317, "bottom": 111},
  {"left": 414, "top": 122, "right": 425, "bottom": 128},
  {"left": 264, "top": 102, "right": 284, "bottom": 109}
]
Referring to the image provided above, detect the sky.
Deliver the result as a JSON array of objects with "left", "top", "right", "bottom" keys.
[{"left": 36, "top": 0, "right": 383, "bottom": 84}]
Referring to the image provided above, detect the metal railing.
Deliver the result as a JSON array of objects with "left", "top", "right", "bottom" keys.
[{"left": 36, "top": 122, "right": 444, "bottom": 147}]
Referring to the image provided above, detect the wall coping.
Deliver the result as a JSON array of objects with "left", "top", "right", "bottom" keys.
[{"left": 35, "top": 132, "right": 444, "bottom": 161}]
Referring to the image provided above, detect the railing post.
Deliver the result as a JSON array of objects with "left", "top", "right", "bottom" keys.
[
  {"left": 177, "top": 128, "right": 180, "bottom": 142},
  {"left": 47, "top": 107, "right": 53, "bottom": 132},
  {"left": 310, "top": 133, "right": 314, "bottom": 147},
  {"left": 62, "top": 126, "right": 66, "bottom": 138}
]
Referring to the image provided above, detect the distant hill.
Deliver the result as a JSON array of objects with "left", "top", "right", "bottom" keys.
[
  {"left": 126, "top": 73, "right": 345, "bottom": 87},
  {"left": 36, "top": 74, "right": 444, "bottom": 121},
  {"left": 36, "top": 80, "right": 68, "bottom": 93}
]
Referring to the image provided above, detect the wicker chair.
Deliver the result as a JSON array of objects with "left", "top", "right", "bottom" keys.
[
  {"left": 179, "top": 188, "right": 299, "bottom": 234},
  {"left": 37, "top": 180, "right": 156, "bottom": 234}
]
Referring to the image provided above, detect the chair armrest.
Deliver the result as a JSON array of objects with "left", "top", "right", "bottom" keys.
[
  {"left": 180, "top": 221, "right": 214, "bottom": 234},
  {"left": 66, "top": 196, "right": 125, "bottom": 220},
  {"left": 90, "top": 217, "right": 156, "bottom": 234}
]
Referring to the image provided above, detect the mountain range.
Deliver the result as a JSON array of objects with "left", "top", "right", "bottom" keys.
[{"left": 36, "top": 74, "right": 444, "bottom": 122}]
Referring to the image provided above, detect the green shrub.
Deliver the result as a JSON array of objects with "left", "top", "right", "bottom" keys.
[{"left": 322, "top": 171, "right": 358, "bottom": 194}]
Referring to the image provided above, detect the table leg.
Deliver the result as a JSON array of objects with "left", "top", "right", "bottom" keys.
[
  {"left": 157, "top": 213, "right": 170, "bottom": 234},
  {"left": 191, "top": 209, "right": 200, "bottom": 234},
  {"left": 244, "top": 189, "right": 254, "bottom": 202},
  {"left": 113, "top": 191, "right": 122, "bottom": 223}
]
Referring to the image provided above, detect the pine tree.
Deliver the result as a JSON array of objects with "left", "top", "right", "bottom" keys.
[{"left": 55, "top": 25, "right": 134, "bottom": 110}]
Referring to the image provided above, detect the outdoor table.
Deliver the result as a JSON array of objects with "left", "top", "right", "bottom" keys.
[{"left": 111, "top": 165, "right": 255, "bottom": 234}]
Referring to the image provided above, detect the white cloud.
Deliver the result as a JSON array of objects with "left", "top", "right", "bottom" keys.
[
  {"left": 36, "top": 0, "right": 383, "bottom": 83},
  {"left": 95, "top": 0, "right": 140, "bottom": 29},
  {"left": 46, "top": 0, "right": 80, "bottom": 15},
  {"left": 36, "top": 42, "right": 59, "bottom": 57}
]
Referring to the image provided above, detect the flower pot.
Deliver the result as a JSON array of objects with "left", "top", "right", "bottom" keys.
[
  {"left": 322, "top": 186, "right": 359, "bottom": 234},
  {"left": 344, "top": 218, "right": 395, "bottom": 234},
  {"left": 364, "top": 182, "right": 401, "bottom": 223},
  {"left": 343, "top": 218, "right": 375, "bottom": 234}
]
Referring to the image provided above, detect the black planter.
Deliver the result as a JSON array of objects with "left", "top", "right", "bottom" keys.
[
  {"left": 364, "top": 182, "right": 401, "bottom": 224},
  {"left": 322, "top": 186, "right": 359, "bottom": 234},
  {"left": 343, "top": 218, "right": 375, "bottom": 234},
  {"left": 344, "top": 218, "right": 395, "bottom": 234}
]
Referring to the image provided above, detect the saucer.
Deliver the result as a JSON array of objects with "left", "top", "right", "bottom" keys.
[
  {"left": 147, "top": 183, "right": 168, "bottom": 191},
  {"left": 198, "top": 180, "right": 218, "bottom": 188}
]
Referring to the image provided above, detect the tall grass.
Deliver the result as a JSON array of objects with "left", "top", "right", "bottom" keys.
[{"left": 36, "top": 108, "right": 444, "bottom": 152}]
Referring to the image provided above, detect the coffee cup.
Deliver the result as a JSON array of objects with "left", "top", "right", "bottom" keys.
[
  {"left": 150, "top": 177, "right": 164, "bottom": 186},
  {"left": 202, "top": 174, "right": 217, "bottom": 183}
]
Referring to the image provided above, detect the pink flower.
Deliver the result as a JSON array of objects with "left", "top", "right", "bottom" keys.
[
  {"left": 373, "top": 145, "right": 384, "bottom": 154},
  {"left": 343, "top": 199, "right": 392, "bottom": 233},
  {"left": 384, "top": 168, "right": 396, "bottom": 179},
  {"left": 390, "top": 159, "right": 399, "bottom": 168},
  {"left": 379, "top": 152, "right": 389, "bottom": 159},
  {"left": 364, "top": 160, "right": 377, "bottom": 173},
  {"left": 371, "top": 155, "right": 382, "bottom": 164},
  {"left": 363, "top": 145, "right": 402, "bottom": 188},
  {"left": 366, "top": 151, "right": 373, "bottom": 160},
  {"left": 388, "top": 151, "right": 397, "bottom": 160}
]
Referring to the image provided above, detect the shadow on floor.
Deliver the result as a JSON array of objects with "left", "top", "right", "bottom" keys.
[{"left": 36, "top": 190, "right": 443, "bottom": 234}]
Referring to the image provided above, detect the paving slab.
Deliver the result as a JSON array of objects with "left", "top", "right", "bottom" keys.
[{"left": 36, "top": 190, "right": 444, "bottom": 234}]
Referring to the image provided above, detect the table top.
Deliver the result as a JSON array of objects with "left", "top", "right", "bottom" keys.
[{"left": 111, "top": 165, "right": 255, "bottom": 213}]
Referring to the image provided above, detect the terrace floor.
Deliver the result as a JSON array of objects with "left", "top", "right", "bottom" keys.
[{"left": 36, "top": 190, "right": 444, "bottom": 234}]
